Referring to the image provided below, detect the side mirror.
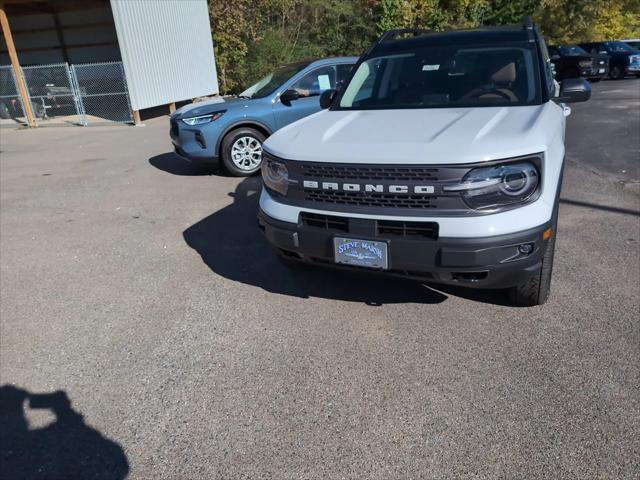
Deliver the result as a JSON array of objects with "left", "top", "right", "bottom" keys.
[
  {"left": 319, "top": 89, "right": 337, "bottom": 109},
  {"left": 556, "top": 78, "right": 591, "bottom": 103},
  {"left": 280, "top": 89, "right": 299, "bottom": 107}
]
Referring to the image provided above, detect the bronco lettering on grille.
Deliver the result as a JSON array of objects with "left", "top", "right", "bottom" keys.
[{"left": 302, "top": 180, "right": 434, "bottom": 194}]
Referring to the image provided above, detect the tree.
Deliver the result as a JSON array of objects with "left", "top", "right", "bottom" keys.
[{"left": 208, "top": 0, "right": 640, "bottom": 93}]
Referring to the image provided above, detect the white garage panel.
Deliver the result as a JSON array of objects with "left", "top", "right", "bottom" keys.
[{"left": 110, "top": 0, "right": 218, "bottom": 111}]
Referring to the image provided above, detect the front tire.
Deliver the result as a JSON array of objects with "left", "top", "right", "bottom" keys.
[
  {"left": 609, "top": 65, "right": 624, "bottom": 80},
  {"left": 509, "top": 223, "right": 556, "bottom": 307},
  {"left": 221, "top": 127, "right": 266, "bottom": 177}
]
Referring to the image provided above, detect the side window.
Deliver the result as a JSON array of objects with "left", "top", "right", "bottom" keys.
[
  {"left": 290, "top": 66, "right": 336, "bottom": 98},
  {"left": 335, "top": 64, "right": 353, "bottom": 91}
]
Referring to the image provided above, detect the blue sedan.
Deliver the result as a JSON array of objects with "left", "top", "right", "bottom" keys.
[{"left": 170, "top": 57, "right": 357, "bottom": 176}]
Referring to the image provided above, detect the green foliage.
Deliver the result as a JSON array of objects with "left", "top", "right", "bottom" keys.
[
  {"left": 482, "top": 0, "right": 536, "bottom": 26},
  {"left": 376, "top": 0, "right": 403, "bottom": 34},
  {"left": 535, "top": 0, "right": 640, "bottom": 43},
  {"left": 209, "top": 0, "right": 640, "bottom": 93}
]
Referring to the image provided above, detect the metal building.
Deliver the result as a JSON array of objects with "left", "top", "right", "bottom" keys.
[{"left": 0, "top": 0, "right": 218, "bottom": 126}]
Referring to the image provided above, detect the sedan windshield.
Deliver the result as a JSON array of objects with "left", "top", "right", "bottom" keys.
[
  {"left": 559, "top": 45, "right": 589, "bottom": 56},
  {"left": 338, "top": 43, "right": 540, "bottom": 109},
  {"left": 240, "top": 62, "right": 310, "bottom": 99}
]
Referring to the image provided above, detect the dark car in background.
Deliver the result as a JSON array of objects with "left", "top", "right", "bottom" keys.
[
  {"left": 579, "top": 40, "right": 640, "bottom": 79},
  {"left": 548, "top": 44, "right": 608, "bottom": 81},
  {"left": 621, "top": 38, "right": 640, "bottom": 49}
]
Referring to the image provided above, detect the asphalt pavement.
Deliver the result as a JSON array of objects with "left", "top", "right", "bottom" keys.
[{"left": 1, "top": 79, "right": 639, "bottom": 479}]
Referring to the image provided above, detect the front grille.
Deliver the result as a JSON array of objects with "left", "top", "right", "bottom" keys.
[
  {"left": 170, "top": 119, "right": 178, "bottom": 137},
  {"left": 281, "top": 160, "right": 474, "bottom": 216},
  {"left": 300, "top": 164, "right": 440, "bottom": 181},
  {"left": 378, "top": 220, "right": 438, "bottom": 239},
  {"left": 300, "top": 212, "right": 348, "bottom": 232},
  {"left": 305, "top": 190, "right": 439, "bottom": 209}
]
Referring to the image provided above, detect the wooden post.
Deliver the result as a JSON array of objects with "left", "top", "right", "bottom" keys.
[
  {"left": 169, "top": 102, "right": 176, "bottom": 113},
  {"left": 132, "top": 109, "right": 141, "bottom": 125},
  {"left": 0, "top": 3, "right": 35, "bottom": 127}
]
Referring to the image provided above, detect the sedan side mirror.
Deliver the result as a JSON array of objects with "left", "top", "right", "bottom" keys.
[
  {"left": 280, "top": 89, "right": 300, "bottom": 107},
  {"left": 556, "top": 78, "right": 591, "bottom": 103},
  {"left": 319, "top": 89, "right": 337, "bottom": 109}
]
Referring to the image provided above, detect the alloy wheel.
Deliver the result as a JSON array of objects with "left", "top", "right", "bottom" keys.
[{"left": 230, "top": 136, "right": 262, "bottom": 171}]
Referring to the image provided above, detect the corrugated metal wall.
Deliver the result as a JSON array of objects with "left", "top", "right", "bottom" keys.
[{"left": 110, "top": 0, "right": 218, "bottom": 111}]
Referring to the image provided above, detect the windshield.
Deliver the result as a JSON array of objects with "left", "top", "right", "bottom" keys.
[
  {"left": 559, "top": 45, "right": 588, "bottom": 56},
  {"left": 604, "top": 41, "right": 633, "bottom": 53},
  {"left": 338, "top": 43, "right": 540, "bottom": 110},
  {"left": 239, "top": 62, "right": 310, "bottom": 99}
]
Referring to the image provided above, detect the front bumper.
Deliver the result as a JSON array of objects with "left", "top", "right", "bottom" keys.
[
  {"left": 170, "top": 117, "right": 219, "bottom": 164},
  {"left": 627, "top": 63, "right": 640, "bottom": 73},
  {"left": 584, "top": 68, "right": 607, "bottom": 79},
  {"left": 258, "top": 209, "right": 552, "bottom": 289}
]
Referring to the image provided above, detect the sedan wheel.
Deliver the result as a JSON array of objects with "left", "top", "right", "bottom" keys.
[
  {"left": 221, "top": 127, "right": 267, "bottom": 176},
  {"left": 231, "top": 136, "right": 262, "bottom": 171}
]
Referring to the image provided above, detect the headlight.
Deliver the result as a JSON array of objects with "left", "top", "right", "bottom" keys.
[
  {"left": 181, "top": 110, "right": 225, "bottom": 126},
  {"left": 444, "top": 160, "right": 540, "bottom": 210},
  {"left": 261, "top": 154, "right": 290, "bottom": 196}
]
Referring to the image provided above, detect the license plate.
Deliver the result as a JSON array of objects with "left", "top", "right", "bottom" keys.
[
  {"left": 334, "top": 237, "right": 388, "bottom": 270},
  {"left": 598, "top": 68, "right": 605, "bottom": 73}
]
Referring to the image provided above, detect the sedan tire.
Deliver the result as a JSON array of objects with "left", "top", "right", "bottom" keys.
[{"left": 221, "top": 127, "right": 266, "bottom": 177}]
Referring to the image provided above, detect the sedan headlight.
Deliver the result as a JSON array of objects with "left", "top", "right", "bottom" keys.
[
  {"left": 261, "top": 153, "right": 290, "bottom": 196},
  {"left": 181, "top": 110, "right": 225, "bottom": 126},
  {"left": 444, "top": 160, "right": 540, "bottom": 210}
]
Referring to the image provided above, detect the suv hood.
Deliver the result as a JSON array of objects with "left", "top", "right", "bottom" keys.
[
  {"left": 172, "top": 96, "right": 251, "bottom": 119},
  {"left": 610, "top": 49, "right": 640, "bottom": 60},
  {"left": 264, "top": 104, "right": 561, "bottom": 165}
]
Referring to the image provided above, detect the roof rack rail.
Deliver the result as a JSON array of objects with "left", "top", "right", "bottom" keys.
[
  {"left": 360, "top": 28, "right": 431, "bottom": 58},
  {"left": 522, "top": 16, "right": 535, "bottom": 42},
  {"left": 380, "top": 28, "right": 431, "bottom": 43}
]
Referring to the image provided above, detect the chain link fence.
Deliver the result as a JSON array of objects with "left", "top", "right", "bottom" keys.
[
  {"left": 0, "top": 61, "right": 133, "bottom": 126},
  {"left": 0, "top": 65, "right": 27, "bottom": 123},
  {"left": 22, "top": 63, "right": 81, "bottom": 124},
  {"left": 71, "top": 62, "right": 133, "bottom": 124}
]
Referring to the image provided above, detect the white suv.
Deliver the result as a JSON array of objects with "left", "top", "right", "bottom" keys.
[{"left": 258, "top": 19, "right": 591, "bottom": 306}]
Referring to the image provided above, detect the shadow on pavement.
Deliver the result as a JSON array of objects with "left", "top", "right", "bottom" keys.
[
  {"left": 149, "top": 152, "right": 219, "bottom": 176},
  {"left": 0, "top": 385, "right": 129, "bottom": 480},
  {"left": 183, "top": 177, "right": 514, "bottom": 306}
]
